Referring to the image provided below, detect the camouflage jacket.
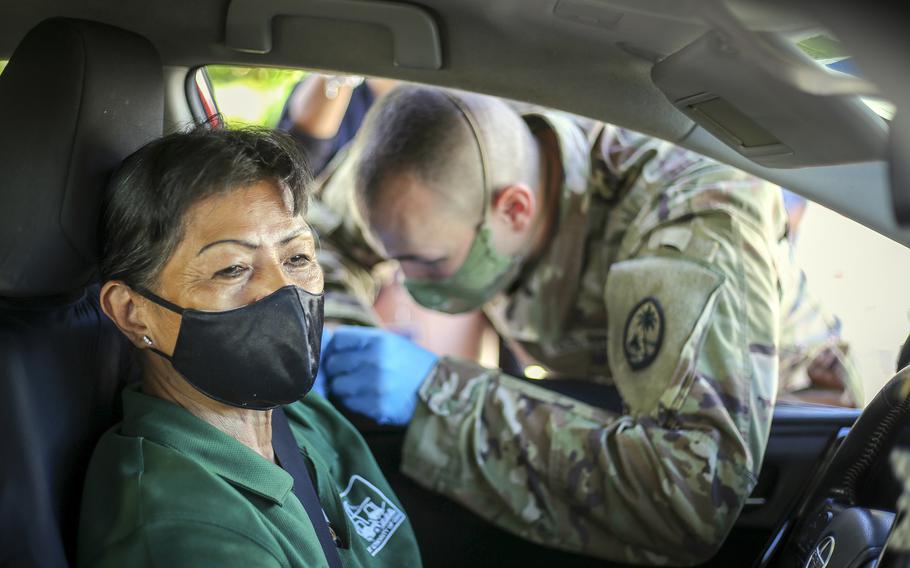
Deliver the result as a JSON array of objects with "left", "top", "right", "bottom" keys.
[
  {"left": 308, "top": 108, "right": 858, "bottom": 562},
  {"left": 399, "top": 113, "right": 788, "bottom": 565},
  {"left": 309, "top": 129, "right": 856, "bottom": 400}
]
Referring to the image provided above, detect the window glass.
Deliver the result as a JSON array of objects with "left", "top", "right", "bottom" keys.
[
  {"left": 204, "top": 65, "right": 910, "bottom": 408},
  {"left": 795, "top": 33, "right": 896, "bottom": 120},
  {"left": 796, "top": 33, "right": 849, "bottom": 61},
  {"left": 206, "top": 65, "right": 307, "bottom": 127}
]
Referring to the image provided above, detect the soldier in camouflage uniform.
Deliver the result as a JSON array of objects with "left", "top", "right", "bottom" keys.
[
  {"left": 314, "top": 85, "right": 821, "bottom": 564},
  {"left": 310, "top": 105, "right": 862, "bottom": 406}
]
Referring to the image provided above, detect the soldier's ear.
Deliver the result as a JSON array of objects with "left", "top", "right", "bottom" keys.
[{"left": 491, "top": 184, "right": 536, "bottom": 232}]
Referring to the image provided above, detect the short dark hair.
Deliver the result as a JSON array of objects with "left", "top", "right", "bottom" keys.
[
  {"left": 354, "top": 85, "right": 481, "bottom": 216},
  {"left": 99, "top": 127, "right": 310, "bottom": 288}
]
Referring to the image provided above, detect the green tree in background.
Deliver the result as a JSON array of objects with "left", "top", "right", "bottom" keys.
[{"left": 206, "top": 65, "right": 308, "bottom": 127}]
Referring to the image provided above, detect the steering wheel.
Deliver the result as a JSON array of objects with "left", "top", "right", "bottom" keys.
[{"left": 759, "top": 368, "right": 910, "bottom": 567}]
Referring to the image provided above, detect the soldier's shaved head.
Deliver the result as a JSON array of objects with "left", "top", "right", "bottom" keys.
[
  {"left": 351, "top": 84, "right": 554, "bottom": 285},
  {"left": 354, "top": 85, "right": 542, "bottom": 224}
]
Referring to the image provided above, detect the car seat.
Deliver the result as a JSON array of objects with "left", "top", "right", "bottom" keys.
[{"left": 0, "top": 19, "right": 163, "bottom": 567}]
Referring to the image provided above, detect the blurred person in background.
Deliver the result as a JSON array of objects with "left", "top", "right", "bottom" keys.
[
  {"left": 277, "top": 74, "right": 397, "bottom": 176},
  {"left": 778, "top": 188, "right": 863, "bottom": 407}
]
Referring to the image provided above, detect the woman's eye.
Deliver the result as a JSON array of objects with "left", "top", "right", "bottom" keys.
[
  {"left": 286, "top": 254, "right": 314, "bottom": 268},
  {"left": 214, "top": 265, "right": 249, "bottom": 279}
]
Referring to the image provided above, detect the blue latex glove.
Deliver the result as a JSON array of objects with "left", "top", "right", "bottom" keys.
[
  {"left": 311, "top": 327, "right": 334, "bottom": 398},
  {"left": 321, "top": 326, "right": 439, "bottom": 425}
]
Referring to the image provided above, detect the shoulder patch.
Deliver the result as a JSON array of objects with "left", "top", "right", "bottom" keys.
[{"left": 623, "top": 297, "right": 664, "bottom": 371}]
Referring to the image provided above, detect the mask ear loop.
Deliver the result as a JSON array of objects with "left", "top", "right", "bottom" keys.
[
  {"left": 438, "top": 93, "right": 532, "bottom": 301},
  {"left": 133, "top": 287, "right": 185, "bottom": 314},
  {"left": 441, "top": 92, "right": 493, "bottom": 233},
  {"left": 132, "top": 286, "right": 185, "bottom": 360}
]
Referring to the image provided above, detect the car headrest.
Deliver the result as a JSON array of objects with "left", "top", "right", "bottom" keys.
[{"left": 0, "top": 18, "right": 163, "bottom": 299}]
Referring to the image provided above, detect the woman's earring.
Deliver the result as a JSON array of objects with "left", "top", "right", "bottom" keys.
[{"left": 142, "top": 335, "right": 154, "bottom": 346}]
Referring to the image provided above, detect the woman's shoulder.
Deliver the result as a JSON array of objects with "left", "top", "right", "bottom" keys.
[
  {"left": 78, "top": 426, "right": 284, "bottom": 566},
  {"left": 85, "top": 426, "right": 254, "bottom": 505}
]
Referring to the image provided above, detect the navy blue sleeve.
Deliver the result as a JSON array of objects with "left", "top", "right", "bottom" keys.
[{"left": 277, "top": 80, "right": 376, "bottom": 176}]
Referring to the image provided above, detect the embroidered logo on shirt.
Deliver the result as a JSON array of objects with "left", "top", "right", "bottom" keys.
[
  {"left": 340, "top": 475, "right": 405, "bottom": 556},
  {"left": 623, "top": 297, "right": 664, "bottom": 371}
]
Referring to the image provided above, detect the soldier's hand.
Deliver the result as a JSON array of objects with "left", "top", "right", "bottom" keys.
[
  {"left": 321, "top": 326, "right": 439, "bottom": 425},
  {"left": 805, "top": 344, "right": 858, "bottom": 407},
  {"left": 807, "top": 345, "right": 848, "bottom": 391}
]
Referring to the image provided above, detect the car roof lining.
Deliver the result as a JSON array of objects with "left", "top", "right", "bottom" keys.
[{"left": 2, "top": 0, "right": 907, "bottom": 247}]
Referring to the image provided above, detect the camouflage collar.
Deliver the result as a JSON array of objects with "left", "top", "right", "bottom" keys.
[{"left": 493, "top": 111, "right": 594, "bottom": 344}]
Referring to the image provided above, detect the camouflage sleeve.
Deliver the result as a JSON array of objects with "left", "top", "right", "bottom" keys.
[
  {"left": 401, "top": 182, "right": 784, "bottom": 565},
  {"left": 891, "top": 441, "right": 910, "bottom": 553},
  {"left": 776, "top": 238, "right": 863, "bottom": 404},
  {"left": 315, "top": 236, "right": 381, "bottom": 327},
  {"left": 307, "top": 145, "right": 386, "bottom": 327}
]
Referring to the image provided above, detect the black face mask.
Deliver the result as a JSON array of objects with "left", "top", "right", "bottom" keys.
[{"left": 136, "top": 285, "right": 324, "bottom": 410}]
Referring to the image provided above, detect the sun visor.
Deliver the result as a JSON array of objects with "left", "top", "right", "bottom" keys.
[{"left": 652, "top": 30, "right": 888, "bottom": 168}]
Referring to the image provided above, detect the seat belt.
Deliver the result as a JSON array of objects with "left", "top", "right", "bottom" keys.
[{"left": 272, "top": 407, "right": 343, "bottom": 568}]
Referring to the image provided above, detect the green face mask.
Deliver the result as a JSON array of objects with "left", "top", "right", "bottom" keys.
[
  {"left": 405, "top": 224, "right": 522, "bottom": 314},
  {"left": 403, "top": 91, "right": 523, "bottom": 314}
]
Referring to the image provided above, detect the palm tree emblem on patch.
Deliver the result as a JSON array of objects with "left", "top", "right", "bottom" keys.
[{"left": 623, "top": 297, "right": 664, "bottom": 371}]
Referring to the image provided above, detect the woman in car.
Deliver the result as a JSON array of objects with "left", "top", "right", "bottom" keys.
[{"left": 77, "top": 128, "right": 421, "bottom": 567}]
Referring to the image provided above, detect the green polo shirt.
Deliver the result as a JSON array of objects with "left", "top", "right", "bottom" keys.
[{"left": 77, "top": 386, "right": 421, "bottom": 567}]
